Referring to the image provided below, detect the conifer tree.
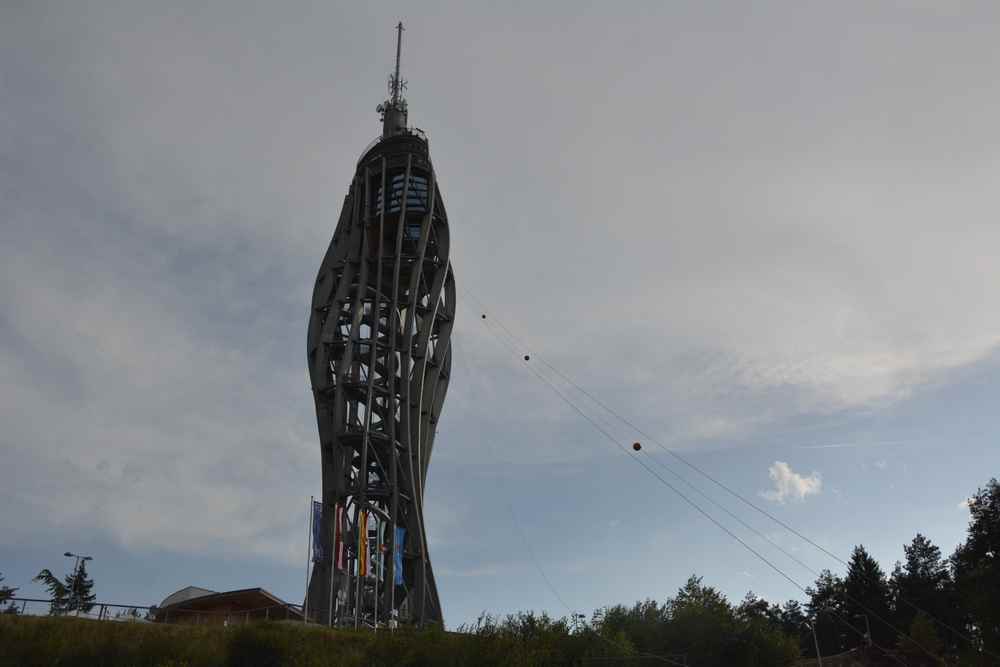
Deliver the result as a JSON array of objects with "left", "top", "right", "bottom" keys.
[
  {"left": 898, "top": 611, "right": 945, "bottom": 666},
  {"left": 844, "top": 545, "right": 893, "bottom": 649},
  {"left": 34, "top": 561, "right": 96, "bottom": 615},
  {"left": 952, "top": 478, "right": 1000, "bottom": 656},
  {"left": 65, "top": 559, "right": 96, "bottom": 614},
  {"left": 0, "top": 572, "right": 18, "bottom": 614},
  {"left": 890, "top": 533, "right": 957, "bottom": 652},
  {"left": 33, "top": 568, "right": 69, "bottom": 615},
  {"left": 806, "top": 569, "right": 848, "bottom": 656}
]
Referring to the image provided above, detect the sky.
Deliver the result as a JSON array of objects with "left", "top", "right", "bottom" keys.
[{"left": 2, "top": 1, "right": 999, "bottom": 627}]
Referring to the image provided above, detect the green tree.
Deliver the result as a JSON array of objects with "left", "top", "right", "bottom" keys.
[
  {"left": 777, "top": 599, "right": 805, "bottom": 635},
  {"left": 666, "top": 575, "right": 738, "bottom": 664},
  {"left": 0, "top": 572, "right": 18, "bottom": 614},
  {"left": 33, "top": 569, "right": 69, "bottom": 615},
  {"left": 890, "top": 533, "right": 958, "bottom": 653},
  {"left": 596, "top": 598, "right": 669, "bottom": 654},
  {"left": 806, "top": 569, "right": 848, "bottom": 657},
  {"left": 898, "top": 611, "right": 945, "bottom": 666},
  {"left": 734, "top": 592, "right": 800, "bottom": 666},
  {"left": 843, "top": 545, "right": 893, "bottom": 649},
  {"left": 777, "top": 599, "right": 809, "bottom": 655},
  {"left": 595, "top": 577, "right": 797, "bottom": 665},
  {"left": 66, "top": 559, "right": 96, "bottom": 613},
  {"left": 33, "top": 561, "right": 95, "bottom": 615},
  {"left": 736, "top": 591, "right": 779, "bottom": 626},
  {"left": 667, "top": 576, "right": 799, "bottom": 666},
  {"left": 952, "top": 478, "right": 1000, "bottom": 656}
]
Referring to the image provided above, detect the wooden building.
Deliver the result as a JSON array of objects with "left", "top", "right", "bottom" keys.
[{"left": 154, "top": 586, "right": 303, "bottom": 625}]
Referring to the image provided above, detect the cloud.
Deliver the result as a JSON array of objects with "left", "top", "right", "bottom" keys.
[
  {"left": 3, "top": 1, "right": 1000, "bottom": 588},
  {"left": 437, "top": 564, "right": 502, "bottom": 578},
  {"left": 799, "top": 440, "right": 911, "bottom": 450},
  {"left": 761, "top": 462, "right": 823, "bottom": 503}
]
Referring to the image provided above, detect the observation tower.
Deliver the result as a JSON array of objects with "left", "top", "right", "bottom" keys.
[{"left": 305, "top": 23, "right": 454, "bottom": 628}]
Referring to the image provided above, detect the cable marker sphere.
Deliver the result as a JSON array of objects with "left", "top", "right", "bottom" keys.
[{"left": 632, "top": 442, "right": 642, "bottom": 451}]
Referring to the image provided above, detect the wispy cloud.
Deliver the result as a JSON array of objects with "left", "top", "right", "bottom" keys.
[
  {"left": 798, "top": 440, "right": 911, "bottom": 450},
  {"left": 761, "top": 462, "right": 822, "bottom": 503},
  {"left": 437, "top": 565, "right": 503, "bottom": 578}
]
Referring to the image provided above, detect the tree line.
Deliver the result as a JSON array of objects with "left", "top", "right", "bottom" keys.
[
  {"left": 460, "top": 476, "right": 1000, "bottom": 665},
  {"left": 582, "top": 476, "right": 1000, "bottom": 665},
  {"left": 2, "top": 476, "right": 998, "bottom": 665}
]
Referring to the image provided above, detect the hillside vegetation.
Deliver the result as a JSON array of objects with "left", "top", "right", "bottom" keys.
[
  {"left": 0, "top": 614, "right": 643, "bottom": 667},
  {"left": 3, "top": 477, "right": 998, "bottom": 666}
]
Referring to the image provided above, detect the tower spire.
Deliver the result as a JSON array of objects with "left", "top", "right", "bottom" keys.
[
  {"left": 378, "top": 21, "right": 409, "bottom": 138},
  {"left": 391, "top": 21, "right": 404, "bottom": 105}
]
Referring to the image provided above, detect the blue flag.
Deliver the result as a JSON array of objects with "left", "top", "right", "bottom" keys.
[
  {"left": 394, "top": 526, "right": 406, "bottom": 585},
  {"left": 311, "top": 501, "right": 325, "bottom": 562}
]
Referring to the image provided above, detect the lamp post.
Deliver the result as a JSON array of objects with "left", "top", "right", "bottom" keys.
[
  {"left": 859, "top": 613, "right": 872, "bottom": 648},
  {"left": 803, "top": 620, "right": 823, "bottom": 667},
  {"left": 64, "top": 551, "right": 92, "bottom": 616}
]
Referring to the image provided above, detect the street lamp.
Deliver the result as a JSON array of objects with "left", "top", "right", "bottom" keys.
[
  {"left": 856, "top": 613, "right": 872, "bottom": 648},
  {"left": 64, "top": 551, "right": 93, "bottom": 616},
  {"left": 802, "top": 620, "right": 823, "bottom": 667}
]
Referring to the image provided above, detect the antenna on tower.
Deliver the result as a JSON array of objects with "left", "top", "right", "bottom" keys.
[
  {"left": 391, "top": 21, "right": 405, "bottom": 105},
  {"left": 377, "top": 21, "right": 410, "bottom": 138}
]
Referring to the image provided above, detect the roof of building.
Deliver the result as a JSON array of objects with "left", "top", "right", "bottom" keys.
[
  {"left": 159, "top": 585, "right": 217, "bottom": 609},
  {"left": 156, "top": 586, "right": 302, "bottom": 620}
]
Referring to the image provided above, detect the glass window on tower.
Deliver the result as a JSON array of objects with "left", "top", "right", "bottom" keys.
[{"left": 376, "top": 174, "right": 429, "bottom": 215}]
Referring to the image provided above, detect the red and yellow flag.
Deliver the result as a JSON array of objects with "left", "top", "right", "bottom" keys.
[{"left": 359, "top": 512, "right": 369, "bottom": 577}]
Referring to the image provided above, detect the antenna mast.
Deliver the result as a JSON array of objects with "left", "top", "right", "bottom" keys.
[
  {"left": 391, "top": 21, "right": 404, "bottom": 105},
  {"left": 378, "top": 21, "right": 409, "bottom": 138}
]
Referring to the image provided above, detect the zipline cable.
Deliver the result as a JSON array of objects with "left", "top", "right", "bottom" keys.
[
  {"left": 453, "top": 332, "right": 687, "bottom": 666},
  {"left": 468, "top": 291, "right": 990, "bottom": 660},
  {"left": 475, "top": 317, "right": 911, "bottom": 666},
  {"left": 450, "top": 333, "right": 573, "bottom": 615}
]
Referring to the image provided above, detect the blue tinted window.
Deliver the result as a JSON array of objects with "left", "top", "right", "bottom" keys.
[{"left": 376, "top": 174, "right": 428, "bottom": 214}]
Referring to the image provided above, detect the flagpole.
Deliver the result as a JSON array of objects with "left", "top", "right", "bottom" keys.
[
  {"left": 334, "top": 505, "right": 340, "bottom": 628},
  {"left": 373, "top": 515, "right": 379, "bottom": 631},
  {"left": 303, "top": 495, "right": 313, "bottom": 624},
  {"left": 355, "top": 509, "right": 365, "bottom": 629}
]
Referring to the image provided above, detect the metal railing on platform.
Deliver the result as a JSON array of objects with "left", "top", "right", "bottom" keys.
[{"left": 356, "top": 128, "right": 429, "bottom": 164}]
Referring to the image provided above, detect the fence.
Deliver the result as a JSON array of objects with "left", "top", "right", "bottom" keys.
[
  {"left": 4, "top": 597, "right": 304, "bottom": 626},
  {"left": 156, "top": 602, "right": 304, "bottom": 626},
  {"left": 5, "top": 597, "right": 151, "bottom": 622}
]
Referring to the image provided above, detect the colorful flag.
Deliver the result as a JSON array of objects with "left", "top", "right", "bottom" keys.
[
  {"left": 334, "top": 503, "right": 345, "bottom": 571},
  {"left": 394, "top": 526, "right": 406, "bottom": 586},
  {"left": 359, "top": 512, "right": 369, "bottom": 577},
  {"left": 311, "top": 501, "right": 324, "bottom": 563}
]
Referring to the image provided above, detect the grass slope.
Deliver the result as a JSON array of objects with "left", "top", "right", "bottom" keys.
[{"left": 0, "top": 615, "right": 638, "bottom": 667}]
